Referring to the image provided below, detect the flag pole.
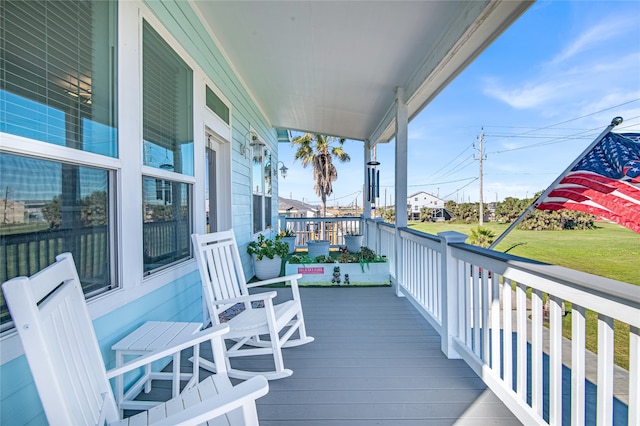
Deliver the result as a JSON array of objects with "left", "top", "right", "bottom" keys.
[{"left": 489, "top": 116, "right": 623, "bottom": 250}]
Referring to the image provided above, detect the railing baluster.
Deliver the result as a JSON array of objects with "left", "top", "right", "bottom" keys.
[
  {"left": 571, "top": 304, "right": 586, "bottom": 426},
  {"left": 472, "top": 265, "right": 481, "bottom": 357},
  {"left": 549, "top": 295, "right": 563, "bottom": 425},
  {"left": 458, "top": 260, "right": 467, "bottom": 342},
  {"left": 502, "top": 278, "right": 513, "bottom": 387},
  {"left": 516, "top": 282, "right": 527, "bottom": 401},
  {"left": 531, "top": 289, "right": 543, "bottom": 416},
  {"left": 434, "top": 249, "right": 440, "bottom": 318},
  {"left": 490, "top": 273, "right": 500, "bottom": 372},
  {"left": 482, "top": 271, "right": 490, "bottom": 363},
  {"left": 630, "top": 326, "right": 640, "bottom": 426},
  {"left": 597, "top": 314, "right": 614, "bottom": 425}
]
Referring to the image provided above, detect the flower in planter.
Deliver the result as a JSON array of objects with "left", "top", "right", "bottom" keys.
[
  {"left": 247, "top": 234, "right": 289, "bottom": 260},
  {"left": 278, "top": 229, "right": 296, "bottom": 238}
]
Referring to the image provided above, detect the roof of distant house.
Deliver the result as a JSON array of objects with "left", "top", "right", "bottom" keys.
[{"left": 278, "top": 197, "right": 320, "bottom": 213}]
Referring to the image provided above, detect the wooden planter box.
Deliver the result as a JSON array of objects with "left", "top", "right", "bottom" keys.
[{"left": 285, "top": 261, "right": 389, "bottom": 285}]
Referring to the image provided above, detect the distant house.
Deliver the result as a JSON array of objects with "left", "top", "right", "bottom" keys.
[
  {"left": 0, "top": 198, "right": 25, "bottom": 224},
  {"left": 278, "top": 197, "right": 321, "bottom": 218},
  {"left": 407, "top": 191, "right": 450, "bottom": 221}
]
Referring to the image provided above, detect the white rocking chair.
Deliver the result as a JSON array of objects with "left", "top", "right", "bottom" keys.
[
  {"left": 191, "top": 230, "right": 314, "bottom": 380},
  {"left": 2, "top": 253, "right": 268, "bottom": 426}
]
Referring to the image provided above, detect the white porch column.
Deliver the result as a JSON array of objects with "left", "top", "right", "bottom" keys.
[
  {"left": 438, "top": 231, "right": 467, "bottom": 359},
  {"left": 363, "top": 139, "right": 371, "bottom": 220},
  {"left": 394, "top": 87, "right": 408, "bottom": 296}
]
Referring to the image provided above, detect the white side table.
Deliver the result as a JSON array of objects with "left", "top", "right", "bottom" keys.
[{"left": 112, "top": 321, "right": 202, "bottom": 411}]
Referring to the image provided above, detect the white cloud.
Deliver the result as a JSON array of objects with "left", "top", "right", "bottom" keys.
[
  {"left": 483, "top": 14, "right": 639, "bottom": 113},
  {"left": 483, "top": 78, "right": 570, "bottom": 109},
  {"left": 548, "top": 18, "right": 634, "bottom": 66}
]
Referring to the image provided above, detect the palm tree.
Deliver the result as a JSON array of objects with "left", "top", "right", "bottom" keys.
[
  {"left": 291, "top": 133, "right": 350, "bottom": 217},
  {"left": 468, "top": 226, "right": 496, "bottom": 248}
]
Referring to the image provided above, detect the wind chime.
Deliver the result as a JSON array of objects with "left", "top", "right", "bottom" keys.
[{"left": 366, "top": 161, "right": 380, "bottom": 213}]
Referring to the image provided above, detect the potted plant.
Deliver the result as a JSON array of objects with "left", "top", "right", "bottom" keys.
[
  {"left": 285, "top": 246, "right": 389, "bottom": 285},
  {"left": 343, "top": 231, "right": 364, "bottom": 253},
  {"left": 246, "top": 234, "right": 289, "bottom": 280},
  {"left": 278, "top": 229, "right": 297, "bottom": 254},
  {"left": 307, "top": 239, "right": 330, "bottom": 259}
]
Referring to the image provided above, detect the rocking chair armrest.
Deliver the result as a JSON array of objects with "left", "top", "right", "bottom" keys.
[
  {"left": 216, "top": 291, "right": 277, "bottom": 306},
  {"left": 106, "top": 325, "right": 228, "bottom": 379},
  {"left": 247, "top": 273, "right": 303, "bottom": 288},
  {"left": 150, "top": 375, "right": 269, "bottom": 426}
]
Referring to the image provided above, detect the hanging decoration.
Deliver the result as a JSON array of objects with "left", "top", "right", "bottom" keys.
[{"left": 367, "top": 161, "right": 380, "bottom": 209}]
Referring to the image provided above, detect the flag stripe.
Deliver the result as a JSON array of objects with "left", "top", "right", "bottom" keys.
[{"left": 537, "top": 132, "right": 640, "bottom": 234}]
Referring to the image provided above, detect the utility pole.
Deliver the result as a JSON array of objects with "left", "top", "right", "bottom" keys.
[{"left": 474, "top": 128, "right": 486, "bottom": 225}]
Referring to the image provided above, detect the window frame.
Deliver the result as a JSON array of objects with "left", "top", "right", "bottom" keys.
[
  {"left": 0, "top": 134, "right": 121, "bottom": 332},
  {"left": 251, "top": 132, "right": 273, "bottom": 235},
  {"left": 140, "top": 17, "right": 196, "bottom": 275},
  {"left": 0, "top": 0, "right": 121, "bottom": 337}
]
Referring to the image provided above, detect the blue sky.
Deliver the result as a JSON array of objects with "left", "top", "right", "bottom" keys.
[{"left": 278, "top": 0, "right": 640, "bottom": 208}]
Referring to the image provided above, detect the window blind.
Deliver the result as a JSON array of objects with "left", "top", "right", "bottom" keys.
[{"left": 0, "top": 0, "right": 117, "bottom": 156}]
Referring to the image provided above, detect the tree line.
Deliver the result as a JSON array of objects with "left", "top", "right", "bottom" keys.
[{"left": 377, "top": 191, "right": 596, "bottom": 231}]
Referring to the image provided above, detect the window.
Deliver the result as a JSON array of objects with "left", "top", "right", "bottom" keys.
[
  {"left": 252, "top": 141, "right": 272, "bottom": 233},
  {"left": 0, "top": 153, "right": 114, "bottom": 331},
  {"left": 142, "top": 21, "right": 193, "bottom": 175},
  {"left": 142, "top": 20, "right": 193, "bottom": 273},
  {"left": 1, "top": 0, "right": 118, "bottom": 156},
  {"left": 142, "top": 178, "right": 190, "bottom": 274},
  {"left": 206, "top": 85, "right": 229, "bottom": 125},
  {"left": 0, "top": 0, "right": 118, "bottom": 331}
]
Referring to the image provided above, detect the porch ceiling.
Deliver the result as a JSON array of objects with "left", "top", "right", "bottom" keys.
[{"left": 193, "top": 1, "right": 532, "bottom": 145}]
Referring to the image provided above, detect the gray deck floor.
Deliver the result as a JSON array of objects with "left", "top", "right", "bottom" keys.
[
  {"left": 227, "top": 287, "right": 521, "bottom": 425},
  {"left": 134, "top": 286, "right": 522, "bottom": 425}
]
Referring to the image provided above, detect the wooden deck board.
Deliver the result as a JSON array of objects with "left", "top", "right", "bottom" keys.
[{"left": 134, "top": 286, "right": 522, "bottom": 424}]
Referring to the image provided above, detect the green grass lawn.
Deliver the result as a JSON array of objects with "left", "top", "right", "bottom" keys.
[
  {"left": 407, "top": 220, "right": 639, "bottom": 369},
  {"left": 408, "top": 221, "right": 640, "bottom": 285}
]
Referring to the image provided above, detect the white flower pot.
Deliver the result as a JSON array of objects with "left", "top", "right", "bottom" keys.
[
  {"left": 344, "top": 235, "right": 363, "bottom": 253},
  {"left": 281, "top": 236, "right": 296, "bottom": 254},
  {"left": 252, "top": 254, "right": 282, "bottom": 280},
  {"left": 307, "top": 240, "right": 330, "bottom": 259}
]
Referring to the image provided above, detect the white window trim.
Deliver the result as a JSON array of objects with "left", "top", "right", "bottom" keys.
[
  {"left": 250, "top": 131, "right": 273, "bottom": 235},
  {"left": 0, "top": 0, "right": 234, "bottom": 363}
]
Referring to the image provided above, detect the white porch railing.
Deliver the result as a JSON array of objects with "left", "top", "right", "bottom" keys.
[
  {"left": 278, "top": 215, "right": 363, "bottom": 250},
  {"left": 364, "top": 218, "right": 639, "bottom": 425}
]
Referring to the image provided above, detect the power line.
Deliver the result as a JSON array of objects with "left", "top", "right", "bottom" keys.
[
  {"left": 486, "top": 98, "right": 640, "bottom": 144},
  {"left": 380, "top": 176, "right": 477, "bottom": 188},
  {"left": 488, "top": 115, "right": 640, "bottom": 154},
  {"left": 428, "top": 142, "right": 474, "bottom": 179},
  {"left": 440, "top": 177, "right": 479, "bottom": 201}
]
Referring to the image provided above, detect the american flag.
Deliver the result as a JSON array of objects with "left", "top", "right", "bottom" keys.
[{"left": 536, "top": 132, "right": 640, "bottom": 233}]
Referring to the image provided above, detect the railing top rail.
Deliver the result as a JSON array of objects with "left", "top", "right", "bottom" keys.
[
  {"left": 284, "top": 216, "right": 362, "bottom": 221},
  {"left": 449, "top": 241, "right": 640, "bottom": 326},
  {"left": 377, "top": 221, "right": 395, "bottom": 230},
  {"left": 398, "top": 226, "right": 441, "bottom": 244}
]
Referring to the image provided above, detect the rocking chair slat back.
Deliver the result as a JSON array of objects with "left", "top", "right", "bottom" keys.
[
  {"left": 192, "top": 230, "right": 314, "bottom": 380},
  {"left": 2, "top": 253, "right": 119, "bottom": 425},
  {"left": 193, "top": 231, "right": 249, "bottom": 321}
]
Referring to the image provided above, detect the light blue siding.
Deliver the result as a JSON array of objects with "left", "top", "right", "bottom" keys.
[
  {"left": 0, "top": 1, "right": 281, "bottom": 424},
  {"left": 0, "top": 272, "right": 202, "bottom": 426},
  {"left": 144, "top": 0, "right": 281, "bottom": 250}
]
